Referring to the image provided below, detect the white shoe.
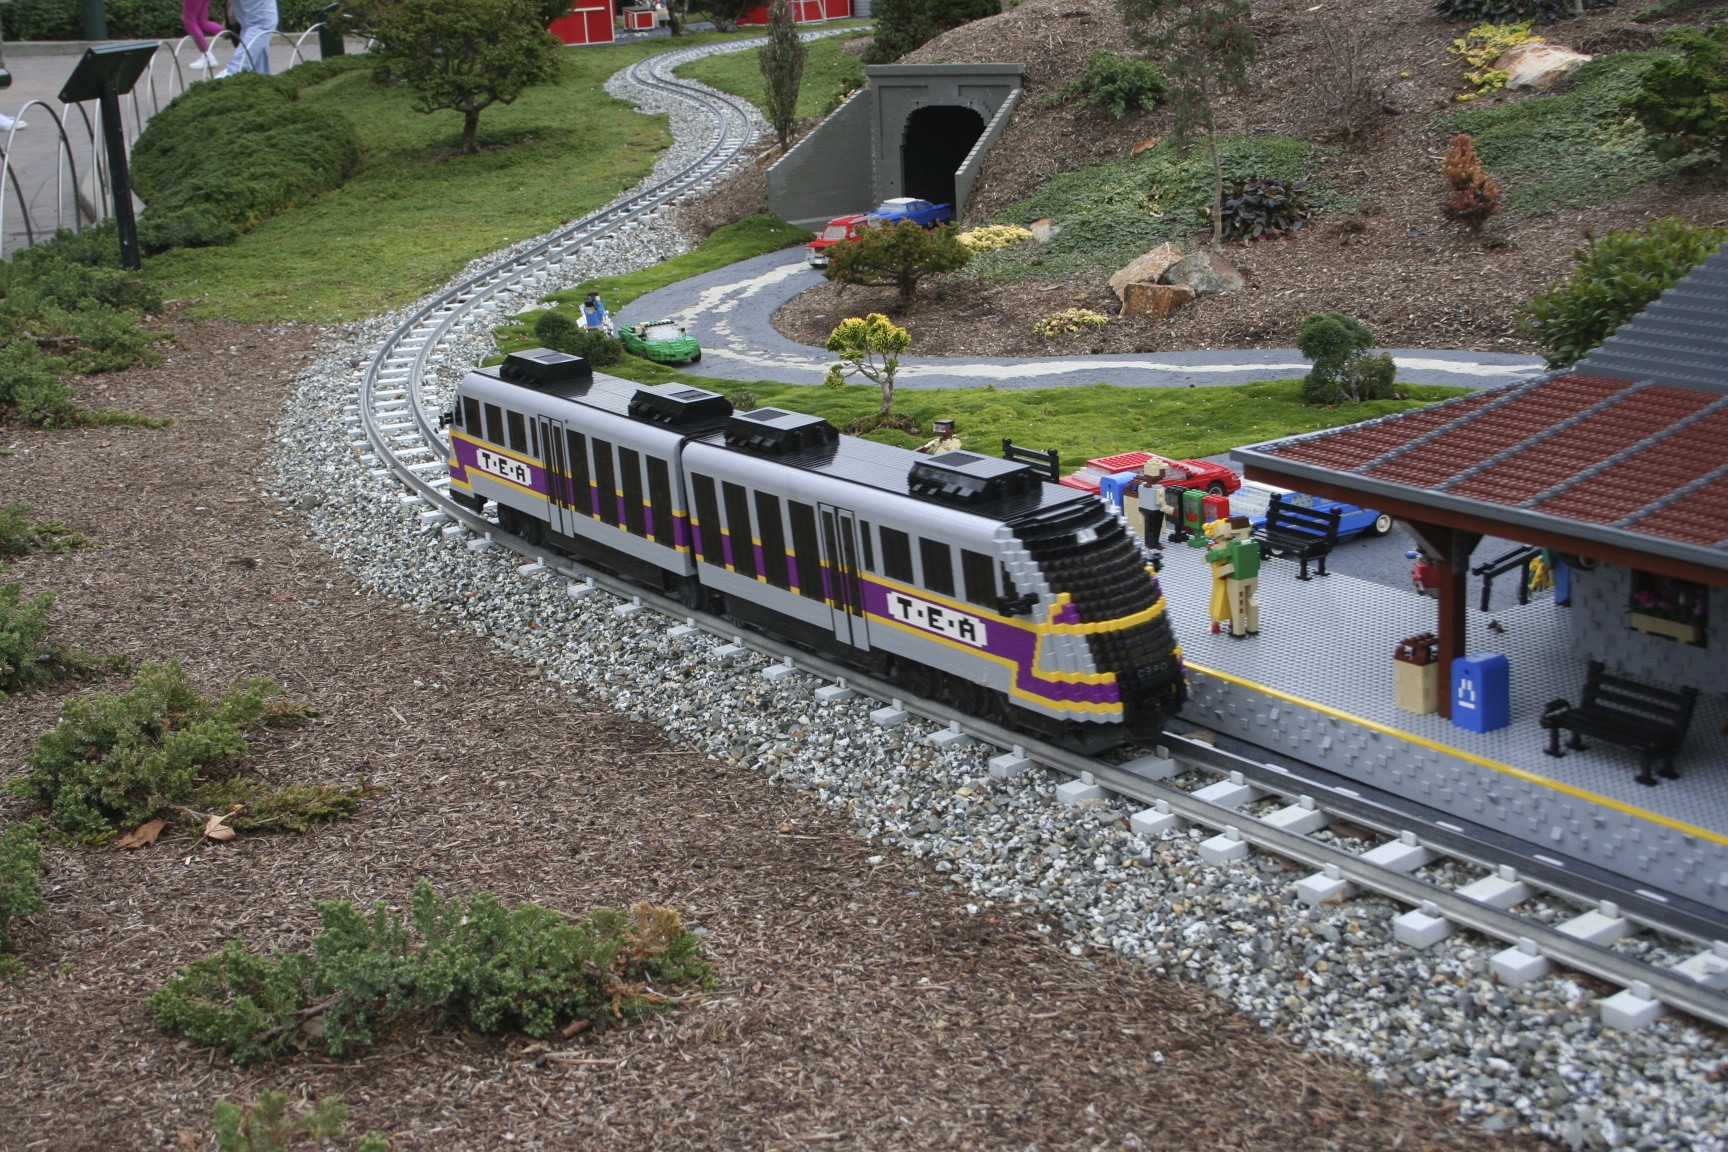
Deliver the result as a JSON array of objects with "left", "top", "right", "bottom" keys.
[
  {"left": 0, "top": 113, "right": 25, "bottom": 131},
  {"left": 189, "top": 50, "right": 219, "bottom": 70}
]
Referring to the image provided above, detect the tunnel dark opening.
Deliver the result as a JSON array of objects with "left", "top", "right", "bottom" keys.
[{"left": 900, "top": 105, "right": 986, "bottom": 210}]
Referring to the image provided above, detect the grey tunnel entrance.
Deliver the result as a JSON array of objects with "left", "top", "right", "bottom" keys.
[{"left": 901, "top": 105, "right": 986, "bottom": 209}]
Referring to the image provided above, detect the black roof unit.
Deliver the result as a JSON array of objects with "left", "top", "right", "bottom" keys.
[
  {"left": 627, "top": 384, "right": 733, "bottom": 431},
  {"left": 724, "top": 407, "right": 840, "bottom": 455},
  {"left": 499, "top": 348, "right": 593, "bottom": 396},
  {"left": 908, "top": 451, "right": 1044, "bottom": 507}
]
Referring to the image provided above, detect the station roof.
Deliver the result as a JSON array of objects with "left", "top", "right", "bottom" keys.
[{"left": 1235, "top": 243, "right": 1728, "bottom": 588}]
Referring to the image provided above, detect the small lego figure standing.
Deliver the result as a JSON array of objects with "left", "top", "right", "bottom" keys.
[
  {"left": 1205, "top": 516, "right": 1261, "bottom": 638},
  {"left": 918, "top": 418, "right": 963, "bottom": 455},
  {"left": 582, "top": 293, "right": 610, "bottom": 333},
  {"left": 1123, "top": 462, "right": 1169, "bottom": 544}
]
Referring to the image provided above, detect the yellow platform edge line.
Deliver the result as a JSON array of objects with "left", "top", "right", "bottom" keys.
[{"left": 1186, "top": 662, "right": 1728, "bottom": 849}]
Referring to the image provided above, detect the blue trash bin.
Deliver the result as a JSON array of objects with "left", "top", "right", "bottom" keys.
[
  {"left": 1098, "top": 471, "right": 1139, "bottom": 515},
  {"left": 1452, "top": 653, "right": 1510, "bottom": 733}
]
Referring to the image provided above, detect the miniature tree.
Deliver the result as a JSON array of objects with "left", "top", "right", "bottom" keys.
[
  {"left": 1115, "top": 0, "right": 1257, "bottom": 252},
  {"left": 824, "top": 313, "right": 911, "bottom": 419},
  {"left": 1297, "top": 312, "right": 1396, "bottom": 405},
  {"left": 703, "top": 0, "right": 758, "bottom": 31},
  {"left": 864, "top": 0, "right": 937, "bottom": 64},
  {"left": 823, "top": 221, "right": 971, "bottom": 304},
  {"left": 758, "top": 0, "right": 808, "bottom": 151},
  {"left": 1625, "top": 24, "right": 1728, "bottom": 168},
  {"left": 1440, "top": 133, "right": 1500, "bottom": 234},
  {"left": 370, "top": 0, "right": 561, "bottom": 156}
]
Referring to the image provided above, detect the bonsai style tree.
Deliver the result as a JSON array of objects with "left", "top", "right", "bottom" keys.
[
  {"left": 823, "top": 221, "right": 971, "bottom": 304},
  {"left": 824, "top": 313, "right": 911, "bottom": 421}
]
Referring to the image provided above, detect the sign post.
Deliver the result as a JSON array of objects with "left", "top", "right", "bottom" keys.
[{"left": 59, "top": 42, "right": 158, "bottom": 270}]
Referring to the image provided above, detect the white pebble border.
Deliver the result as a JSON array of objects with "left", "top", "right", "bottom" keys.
[{"left": 267, "top": 59, "right": 1728, "bottom": 1152}]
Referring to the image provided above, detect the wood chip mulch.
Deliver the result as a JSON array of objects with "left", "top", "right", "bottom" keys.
[{"left": 0, "top": 315, "right": 1557, "bottom": 1150}]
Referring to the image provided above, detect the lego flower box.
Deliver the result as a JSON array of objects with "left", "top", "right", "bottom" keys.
[{"left": 1628, "top": 611, "right": 1700, "bottom": 645}]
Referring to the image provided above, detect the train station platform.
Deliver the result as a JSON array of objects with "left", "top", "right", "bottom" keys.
[{"left": 1150, "top": 534, "right": 1728, "bottom": 916}]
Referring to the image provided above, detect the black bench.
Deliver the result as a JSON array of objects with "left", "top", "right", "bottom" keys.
[
  {"left": 1540, "top": 660, "right": 1699, "bottom": 787},
  {"left": 1001, "top": 438, "right": 1060, "bottom": 482},
  {"left": 1252, "top": 494, "right": 1342, "bottom": 581}
]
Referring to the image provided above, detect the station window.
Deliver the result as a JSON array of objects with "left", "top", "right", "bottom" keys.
[
  {"left": 961, "top": 550, "right": 997, "bottom": 608},
  {"left": 880, "top": 527, "right": 913, "bottom": 584},
  {"left": 592, "top": 439, "right": 619, "bottom": 526},
  {"left": 920, "top": 538, "right": 955, "bottom": 597},
  {"left": 647, "top": 457, "right": 674, "bottom": 543},
  {"left": 619, "top": 447, "right": 646, "bottom": 537},
  {"left": 462, "top": 397, "right": 481, "bottom": 435},
  {"left": 788, "top": 501, "right": 823, "bottom": 601},
  {"left": 692, "top": 474, "right": 723, "bottom": 562},
  {"left": 484, "top": 403, "right": 504, "bottom": 445},
  {"left": 722, "top": 481, "right": 757, "bottom": 578},
  {"left": 756, "top": 492, "right": 789, "bottom": 590},
  {"left": 566, "top": 431, "right": 591, "bottom": 516}
]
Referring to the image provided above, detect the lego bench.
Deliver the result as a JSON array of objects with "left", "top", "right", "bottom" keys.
[
  {"left": 1253, "top": 494, "right": 1341, "bottom": 581},
  {"left": 1540, "top": 660, "right": 1699, "bottom": 787}
]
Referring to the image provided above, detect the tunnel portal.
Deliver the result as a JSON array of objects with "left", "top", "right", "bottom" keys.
[{"left": 901, "top": 106, "right": 987, "bottom": 209}]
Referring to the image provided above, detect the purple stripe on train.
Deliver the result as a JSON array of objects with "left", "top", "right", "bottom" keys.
[{"left": 453, "top": 438, "right": 548, "bottom": 495}]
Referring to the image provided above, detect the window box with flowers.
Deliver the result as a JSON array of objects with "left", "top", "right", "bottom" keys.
[{"left": 1628, "top": 571, "right": 1708, "bottom": 647}]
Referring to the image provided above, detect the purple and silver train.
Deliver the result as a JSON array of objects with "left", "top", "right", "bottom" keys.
[{"left": 445, "top": 348, "right": 1186, "bottom": 748}]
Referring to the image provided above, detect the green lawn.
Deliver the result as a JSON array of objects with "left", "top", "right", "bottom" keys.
[
  {"left": 145, "top": 33, "right": 776, "bottom": 322},
  {"left": 674, "top": 28, "right": 871, "bottom": 121}
]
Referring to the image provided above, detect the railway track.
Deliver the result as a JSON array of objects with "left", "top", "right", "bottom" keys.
[{"left": 344, "top": 40, "right": 1728, "bottom": 1035}]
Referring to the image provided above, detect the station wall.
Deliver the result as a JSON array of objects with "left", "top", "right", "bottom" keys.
[{"left": 1567, "top": 563, "right": 1727, "bottom": 696}]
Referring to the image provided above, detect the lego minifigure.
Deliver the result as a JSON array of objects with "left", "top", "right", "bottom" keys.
[
  {"left": 1205, "top": 515, "right": 1261, "bottom": 638},
  {"left": 582, "top": 293, "right": 610, "bottom": 333},
  {"left": 918, "top": 418, "right": 963, "bottom": 455},
  {"left": 1123, "top": 463, "right": 1170, "bottom": 544}
]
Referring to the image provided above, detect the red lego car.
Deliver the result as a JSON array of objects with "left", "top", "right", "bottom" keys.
[
  {"left": 1061, "top": 450, "right": 1242, "bottom": 497},
  {"left": 806, "top": 214, "right": 874, "bottom": 268}
]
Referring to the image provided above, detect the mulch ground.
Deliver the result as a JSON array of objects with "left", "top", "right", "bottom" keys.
[{"left": 0, "top": 325, "right": 1557, "bottom": 1149}]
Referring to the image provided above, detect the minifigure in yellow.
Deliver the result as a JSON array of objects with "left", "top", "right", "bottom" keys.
[
  {"left": 918, "top": 418, "right": 963, "bottom": 455},
  {"left": 1204, "top": 516, "right": 1261, "bottom": 639}
]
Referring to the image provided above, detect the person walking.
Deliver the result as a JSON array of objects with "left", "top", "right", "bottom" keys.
[
  {"left": 219, "top": 0, "right": 278, "bottom": 76},
  {"left": 184, "top": 0, "right": 226, "bottom": 70},
  {"left": 0, "top": 18, "right": 25, "bottom": 132}
]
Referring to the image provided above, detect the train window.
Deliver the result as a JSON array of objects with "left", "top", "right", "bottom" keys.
[
  {"left": 462, "top": 397, "right": 481, "bottom": 434},
  {"left": 484, "top": 403, "right": 504, "bottom": 444},
  {"left": 962, "top": 550, "right": 997, "bottom": 608},
  {"left": 881, "top": 528, "right": 913, "bottom": 583},
  {"left": 529, "top": 419, "right": 539, "bottom": 458},
  {"left": 920, "top": 538, "right": 955, "bottom": 597},
  {"left": 592, "top": 438, "right": 619, "bottom": 526},
  {"left": 566, "top": 431, "right": 591, "bottom": 516},
  {"left": 619, "top": 447, "right": 646, "bottom": 537},
  {"left": 788, "top": 501, "right": 824, "bottom": 601},
  {"left": 646, "top": 457, "right": 674, "bottom": 543},
  {"left": 507, "top": 410, "right": 529, "bottom": 454},
  {"left": 755, "top": 492, "right": 789, "bottom": 590},
  {"left": 722, "top": 482, "right": 757, "bottom": 578},
  {"left": 692, "top": 474, "right": 723, "bottom": 562},
  {"left": 859, "top": 520, "right": 875, "bottom": 571}
]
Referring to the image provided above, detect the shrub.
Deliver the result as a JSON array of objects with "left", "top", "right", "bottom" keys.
[
  {"left": 928, "top": 0, "right": 999, "bottom": 27},
  {"left": 0, "top": 504, "right": 84, "bottom": 561},
  {"left": 824, "top": 221, "right": 972, "bottom": 303},
  {"left": 1035, "top": 308, "right": 1110, "bottom": 340},
  {"left": 1625, "top": 24, "right": 1728, "bottom": 166},
  {"left": 1308, "top": 13, "right": 1392, "bottom": 146},
  {"left": 149, "top": 882, "right": 712, "bottom": 1063},
  {"left": 1215, "top": 176, "right": 1312, "bottom": 241},
  {"left": 1440, "top": 133, "right": 1500, "bottom": 233},
  {"left": 2, "top": 0, "right": 337, "bottom": 38},
  {"left": 131, "top": 72, "right": 364, "bottom": 253},
  {"left": 0, "top": 582, "right": 93, "bottom": 700},
  {"left": 1297, "top": 312, "right": 1398, "bottom": 404},
  {"left": 532, "top": 311, "right": 622, "bottom": 367},
  {"left": 1433, "top": 0, "right": 1616, "bottom": 22},
  {"left": 211, "top": 1092, "right": 363, "bottom": 1152},
  {"left": 1054, "top": 50, "right": 1167, "bottom": 118},
  {"left": 863, "top": 0, "right": 937, "bottom": 64},
  {"left": 726, "top": 390, "right": 759, "bottom": 410},
  {"left": 1520, "top": 217, "right": 1728, "bottom": 368},
  {"left": 956, "top": 224, "right": 1033, "bottom": 251},
  {"left": 7, "top": 660, "right": 335, "bottom": 841},
  {"left": 0, "top": 819, "right": 45, "bottom": 956},
  {"left": 1447, "top": 21, "right": 1543, "bottom": 100}
]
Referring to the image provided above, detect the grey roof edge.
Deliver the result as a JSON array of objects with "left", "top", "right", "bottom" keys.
[
  {"left": 864, "top": 63, "right": 1026, "bottom": 79},
  {"left": 1576, "top": 240, "right": 1728, "bottom": 394},
  {"left": 1231, "top": 445, "right": 1728, "bottom": 572}
]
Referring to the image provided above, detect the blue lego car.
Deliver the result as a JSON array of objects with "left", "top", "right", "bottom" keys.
[
  {"left": 1226, "top": 480, "right": 1393, "bottom": 539},
  {"left": 866, "top": 197, "right": 954, "bottom": 229}
]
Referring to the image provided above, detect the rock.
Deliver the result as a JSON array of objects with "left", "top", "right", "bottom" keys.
[
  {"left": 1029, "top": 217, "right": 1061, "bottom": 244},
  {"left": 1108, "top": 241, "right": 1186, "bottom": 300},
  {"left": 1495, "top": 43, "right": 1592, "bottom": 91},
  {"left": 1121, "top": 281, "right": 1195, "bottom": 319},
  {"left": 1161, "top": 251, "right": 1246, "bottom": 296}
]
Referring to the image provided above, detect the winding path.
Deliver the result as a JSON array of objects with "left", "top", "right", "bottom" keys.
[{"left": 616, "top": 247, "right": 1549, "bottom": 390}]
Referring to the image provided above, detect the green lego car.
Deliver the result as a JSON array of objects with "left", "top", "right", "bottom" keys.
[{"left": 620, "top": 319, "right": 701, "bottom": 365}]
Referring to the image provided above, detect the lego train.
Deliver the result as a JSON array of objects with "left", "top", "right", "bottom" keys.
[{"left": 443, "top": 348, "right": 1187, "bottom": 748}]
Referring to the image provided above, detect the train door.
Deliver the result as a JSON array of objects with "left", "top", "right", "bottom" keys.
[
  {"left": 819, "top": 504, "right": 870, "bottom": 649},
  {"left": 536, "top": 416, "right": 573, "bottom": 537}
]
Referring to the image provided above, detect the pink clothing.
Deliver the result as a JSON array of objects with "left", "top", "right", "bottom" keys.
[{"left": 182, "top": 0, "right": 224, "bottom": 52}]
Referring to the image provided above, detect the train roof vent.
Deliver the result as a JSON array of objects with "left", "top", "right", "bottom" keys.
[
  {"left": 627, "top": 384, "right": 733, "bottom": 429},
  {"left": 499, "top": 347, "right": 592, "bottom": 389},
  {"left": 908, "top": 451, "right": 1043, "bottom": 507},
  {"left": 723, "top": 408, "right": 839, "bottom": 455}
]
